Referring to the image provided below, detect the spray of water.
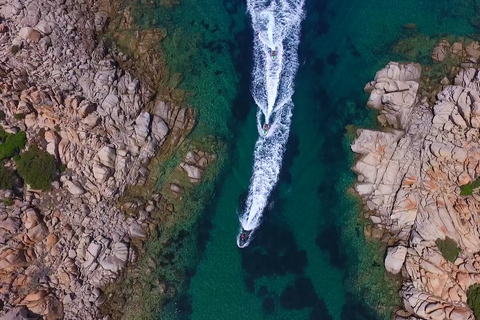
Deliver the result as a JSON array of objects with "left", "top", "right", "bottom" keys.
[{"left": 237, "top": 0, "right": 305, "bottom": 248}]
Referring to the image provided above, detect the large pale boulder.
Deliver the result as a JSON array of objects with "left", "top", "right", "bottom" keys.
[
  {"left": 128, "top": 223, "right": 147, "bottom": 239},
  {"left": 18, "top": 27, "right": 41, "bottom": 42},
  {"left": 431, "top": 39, "right": 450, "bottom": 62},
  {"left": 180, "top": 163, "right": 203, "bottom": 183},
  {"left": 99, "top": 255, "right": 123, "bottom": 272},
  {"left": 135, "top": 112, "right": 151, "bottom": 143},
  {"left": 44, "top": 130, "right": 59, "bottom": 157},
  {"left": 63, "top": 181, "right": 85, "bottom": 195},
  {"left": 34, "top": 21, "right": 53, "bottom": 35},
  {"left": 83, "top": 113, "right": 100, "bottom": 128},
  {"left": 78, "top": 101, "right": 96, "bottom": 118},
  {"left": 97, "top": 146, "right": 116, "bottom": 168},
  {"left": 92, "top": 163, "right": 111, "bottom": 183},
  {"left": 100, "top": 94, "right": 119, "bottom": 114},
  {"left": 26, "top": 223, "right": 48, "bottom": 244},
  {"left": 113, "top": 242, "right": 129, "bottom": 262},
  {"left": 385, "top": 245, "right": 408, "bottom": 274},
  {"left": 151, "top": 115, "right": 169, "bottom": 142}
]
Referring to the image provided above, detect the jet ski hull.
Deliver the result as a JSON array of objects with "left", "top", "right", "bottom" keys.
[{"left": 237, "top": 228, "right": 254, "bottom": 248}]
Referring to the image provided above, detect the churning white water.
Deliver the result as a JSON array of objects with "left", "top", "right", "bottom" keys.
[{"left": 237, "top": 0, "right": 304, "bottom": 248}]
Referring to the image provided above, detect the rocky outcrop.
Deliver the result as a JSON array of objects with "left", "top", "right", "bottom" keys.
[
  {"left": 352, "top": 56, "right": 480, "bottom": 319},
  {"left": 0, "top": 0, "right": 203, "bottom": 318},
  {"left": 180, "top": 150, "right": 210, "bottom": 184}
]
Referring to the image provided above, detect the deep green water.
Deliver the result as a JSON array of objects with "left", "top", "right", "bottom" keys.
[{"left": 132, "top": 0, "right": 478, "bottom": 319}]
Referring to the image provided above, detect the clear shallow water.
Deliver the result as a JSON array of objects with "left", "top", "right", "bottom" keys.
[{"left": 132, "top": 0, "right": 478, "bottom": 319}]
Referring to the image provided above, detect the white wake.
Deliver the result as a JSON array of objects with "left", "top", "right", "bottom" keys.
[{"left": 237, "top": 0, "right": 305, "bottom": 248}]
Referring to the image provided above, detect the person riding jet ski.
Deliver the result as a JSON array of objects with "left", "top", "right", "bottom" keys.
[
  {"left": 271, "top": 49, "right": 276, "bottom": 60},
  {"left": 263, "top": 123, "right": 269, "bottom": 135},
  {"left": 238, "top": 228, "right": 252, "bottom": 248}
]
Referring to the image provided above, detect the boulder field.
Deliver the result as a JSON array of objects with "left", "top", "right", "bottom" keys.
[{"left": 0, "top": 0, "right": 213, "bottom": 319}]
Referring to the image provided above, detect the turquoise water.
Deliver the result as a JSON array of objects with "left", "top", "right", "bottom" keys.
[{"left": 132, "top": 0, "right": 479, "bottom": 319}]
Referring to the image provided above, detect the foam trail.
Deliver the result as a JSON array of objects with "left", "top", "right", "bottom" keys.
[{"left": 237, "top": 0, "right": 304, "bottom": 248}]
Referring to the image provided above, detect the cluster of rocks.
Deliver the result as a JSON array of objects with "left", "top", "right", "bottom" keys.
[
  {"left": 431, "top": 38, "right": 480, "bottom": 64},
  {"left": 351, "top": 43, "right": 480, "bottom": 319},
  {"left": 0, "top": 0, "right": 209, "bottom": 319}
]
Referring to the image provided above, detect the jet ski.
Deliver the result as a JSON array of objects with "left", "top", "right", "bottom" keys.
[
  {"left": 237, "top": 228, "right": 253, "bottom": 248},
  {"left": 262, "top": 123, "right": 269, "bottom": 135},
  {"left": 271, "top": 50, "right": 276, "bottom": 60}
]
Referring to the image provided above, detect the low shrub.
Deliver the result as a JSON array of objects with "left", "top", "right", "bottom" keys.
[
  {"left": 10, "top": 45, "right": 20, "bottom": 55},
  {"left": 3, "top": 198, "right": 13, "bottom": 206},
  {"left": 0, "top": 166, "right": 14, "bottom": 189},
  {"left": 13, "top": 113, "right": 25, "bottom": 120},
  {"left": 435, "top": 236, "right": 461, "bottom": 263},
  {"left": 460, "top": 178, "right": 480, "bottom": 196},
  {"left": 467, "top": 284, "right": 480, "bottom": 319},
  {"left": 0, "top": 128, "right": 27, "bottom": 161},
  {"left": 59, "top": 164, "right": 67, "bottom": 173},
  {"left": 14, "top": 145, "right": 56, "bottom": 191}
]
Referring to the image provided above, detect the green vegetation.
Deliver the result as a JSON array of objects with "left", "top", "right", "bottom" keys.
[
  {"left": 10, "top": 45, "right": 20, "bottom": 55},
  {"left": 14, "top": 145, "right": 56, "bottom": 191},
  {"left": 3, "top": 198, "right": 13, "bottom": 206},
  {"left": 435, "top": 236, "right": 461, "bottom": 263},
  {"left": 0, "top": 165, "right": 14, "bottom": 189},
  {"left": 0, "top": 128, "right": 27, "bottom": 161},
  {"left": 13, "top": 113, "right": 25, "bottom": 120},
  {"left": 468, "top": 284, "right": 480, "bottom": 319},
  {"left": 460, "top": 178, "right": 480, "bottom": 196}
]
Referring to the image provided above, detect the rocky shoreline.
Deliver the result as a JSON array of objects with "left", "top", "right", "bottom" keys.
[
  {"left": 352, "top": 40, "right": 480, "bottom": 319},
  {"left": 0, "top": 0, "right": 215, "bottom": 319}
]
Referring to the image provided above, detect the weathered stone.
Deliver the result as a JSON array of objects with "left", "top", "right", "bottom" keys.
[
  {"left": 18, "top": 27, "right": 41, "bottom": 42},
  {"left": 385, "top": 245, "right": 408, "bottom": 274},
  {"left": 129, "top": 223, "right": 147, "bottom": 239},
  {"left": 1, "top": 306, "right": 39, "bottom": 320},
  {"left": 63, "top": 181, "right": 85, "bottom": 195},
  {"left": 151, "top": 115, "right": 169, "bottom": 142}
]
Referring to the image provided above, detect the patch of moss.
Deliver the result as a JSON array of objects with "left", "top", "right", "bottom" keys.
[
  {"left": 460, "top": 178, "right": 480, "bottom": 196},
  {"left": 14, "top": 145, "right": 57, "bottom": 191},
  {"left": 435, "top": 236, "right": 461, "bottom": 263},
  {"left": 468, "top": 284, "right": 480, "bottom": 319},
  {"left": 13, "top": 113, "right": 25, "bottom": 120},
  {"left": 10, "top": 45, "right": 20, "bottom": 55},
  {"left": 0, "top": 128, "right": 27, "bottom": 161},
  {"left": 3, "top": 198, "right": 13, "bottom": 206}
]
